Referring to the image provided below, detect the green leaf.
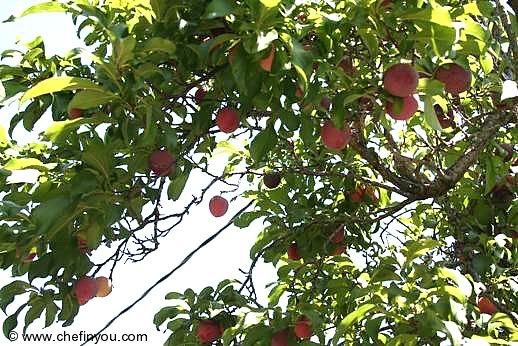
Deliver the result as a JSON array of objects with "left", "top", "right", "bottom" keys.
[
  {"left": 479, "top": 52, "right": 493, "bottom": 74},
  {"left": 268, "top": 283, "right": 287, "bottom": 306},
  {"left": 403, "top": 238, "right": 441, "bottom": 266},
  {"left": 418, "top": 79, "right": 445, "bottom": 96},
  {"left": 68, "top": 89, "right": 116, "bottom": 111},
  {"left": 165, "top": 292, "right": 183, "bottom": 300},
  {"left": 44, "top": 115, "right": 113, "bottom": 143},
  {"left": 387, "top": 334, "right": 418, "bottom": 346},
  {"left": 3, "top": 158, "right": 55, "bottom": 171},
  {"left": 400, "top": 7, "right": 453, "bottom": 27},
  {"left": 411, "top": 24, "right": 456, "bottom": 56},
  {"left": 437, "top": 267, "right": 472, "bottom": 300},
  {"left": 472, "top": 254, "right": 491, "bottom": 274},
  {"left": 114, "top": 37, "right": 136, "bottom": 67},
  {"left": 371, "top": 266, "right": 402, "bottom": 283},
  {"left": 484, "top": 156, "right": 497, "bottom": 194},
  {"left": 142, "top": 37, "right": 176, "bottom": 55},
  {"left": 243, "top": 325, "right": 272, "bottom": 344},
  {"left": 334, "top": 304, "right": 376, "bottom": 344},
  {"left": 358, "top": 28, "right": 378, "bottom": 56},
  {"left": 21, "top": 76, "right": 105, "bottom": 103},
  {"left": 290, "top": 39, "right": 313, "bottom": 93},
  {"left": 204, "top": 0, "right": 236, "bottom": 19},
  {"left": 167, "top": 167, "right": 191, "bottom": 201},
  {"left": 250, "top": 126, "right": 277, "bottom": 162},
  {"left": 260, "top": 0, "right": 280, "bottom": 7},
  {"left": 154, "top": 307, "right": 182, "bottom": 329},
  {"left": 423, "top": 95, "right": 443, "bottom": 131},
  {"left": 300, "top": 117, "right": 314, "bottom": 145},
  {"left": 44, "top": 302, "right": 58, "bottom": 328},
  {"left": 24, "top": 298, "right": 46, "bottom": 333},
  {"left": 462, "top": 16, "right": 489, "bottom": 41},
  {"left": 0, "top": 281, "right": 31, "bottom": 313},
  {"left": 81, "top": 143, "right": 114, "bottom": 179},
  {"left": 3, "top": 304, "right": 26, "bottom": 339},
  {"left": 20, "top": 2, "right": 69, "bottom": 17},
  {"left": 32, "top": 196, "right": 71, "bottom": 235},
  {"left": 234, "top": 211, "right": 264, "bottom": 228}
]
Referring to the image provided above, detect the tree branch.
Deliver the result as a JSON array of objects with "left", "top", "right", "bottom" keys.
[{"left": 80, "top": 200, "right": 255, "bottom": 346}]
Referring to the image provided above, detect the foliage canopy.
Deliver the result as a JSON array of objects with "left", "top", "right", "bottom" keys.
[{"left": 0, "top": 0, "right": 517, "bottom": 345}]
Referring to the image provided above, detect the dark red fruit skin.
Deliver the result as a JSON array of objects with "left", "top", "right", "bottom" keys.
[
  {"left": 197, "top": 320, "right": 223, "bottom": 343},
  {"left": 294, "top": 316, "right": 312, "bottom": 339},
  {"left": 331, "top": 226, "right": 344, "bottom": 244},
  {"left": 296, "top": 12, "right": 307, "bottom": 22},
  {"left": 478, "top": 297, "right": 497, "bottom": 315},
  {"left": 264, "top": 172, "right": 281, "bottom": 189},
  {"left": 339, "top": 56, "right": 356, "bottom": 76},
  {"left": 434, "top": 63, "right": 471, "bottom": 94},
  {"left": 216, "top": 107, "right": 240, "bottom": 133},
  {"left": 149, "top": 149, "right": 176, "bottom": 177},
  {"left": 320, "top": 120, "right": 352, "bottom": 150},
  {"left": 433, "top": 104, "right": 454, "bottom": 128},
  {"left": 295, "top": 87, "right": 304, "bottom": 98},
  {"left": 68, "top": 108, "right": 82, "bottom": 120},
  {"left": 194, "top": 88, "right": 206, "bottom": 103},
  {"left": 320, "top": 96, "right": 331, "bottom": 111},
  {"left": 74, "top": 276, "right": 98, "bottom": 305},
  {"left": 209, "top": 196, "right": 229, "bottom": 217},
  {"left": 385, "top": 95, "right": 418, "bottom": 121},
  {"left": 287, "top": 242, "right": 301, "bottom": 260},
  {"left": 331, "top": 244, "right": 345, "bottom": 256},
  {"left": 383, "top": 63, "right": 419, "bottom": 97},
  {"left": 271, "top": 329, "right": 289, "bottom": 346},
  {"left": 351, "top": 187, "right": 365, "bottom": 203}
]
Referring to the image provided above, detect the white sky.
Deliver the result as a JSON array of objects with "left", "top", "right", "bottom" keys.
[{"left": 0, "top": 1, "right": 276, "bottom": 344}]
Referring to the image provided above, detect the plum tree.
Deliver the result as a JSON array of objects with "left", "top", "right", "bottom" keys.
[
  {"left": 209, "top": 196, "right": 229, "bottom": 217},
  {"left": 216, "top": 107, "right": 240, "bottom": 133},
  {"left": 383, "top": 63, "right": 419, "bottom": 97},
  {"left": 0, "top": 1, "right": 516, "bottom": 344},
  {"left": 434, "top": 63, "right": 471, "bottom": 94},
  {"left": 385, "top": 95, "right": 418, "bottom": 120}
]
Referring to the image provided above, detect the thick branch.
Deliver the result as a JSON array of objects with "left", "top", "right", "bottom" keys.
[
  {"left": 428, "top": 107, "right": 515, "bottom": 197},
  {"left": 352, "top": 106, "right": 515, "bottom": 199},
  {"left": 495, "top": 0, "right": 518, "bottom": 65}
]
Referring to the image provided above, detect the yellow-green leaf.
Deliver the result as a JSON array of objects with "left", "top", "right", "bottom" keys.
[
  {"left": 260, "top": 0, "right": 280, "bottom": 7},
  {"left": 21, "top": 76, "right": 104, "bottom": 103}
]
